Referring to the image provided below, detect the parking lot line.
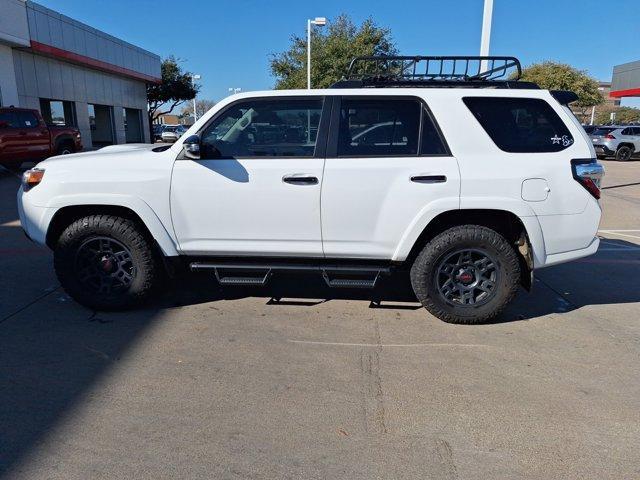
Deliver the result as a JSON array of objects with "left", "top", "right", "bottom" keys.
[
  {"left": 288, "top": 340, "right": 491, "bottom": 348},
  {"left": 599, "top": 230, "right": 640, "bottom": 240},
  {"left": 1, "top": 219, "right": 21, "bottom": 227}
]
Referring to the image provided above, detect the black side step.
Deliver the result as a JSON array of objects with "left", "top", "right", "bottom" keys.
[
  {"left": 190, "top": 262, "right": 390, "bottom": 289},
  {"left": 321, "top": 269, "right": 382, "bottom": 289},
  {"left": 213, "top": 267, "right": 272, "bottom": 286}
]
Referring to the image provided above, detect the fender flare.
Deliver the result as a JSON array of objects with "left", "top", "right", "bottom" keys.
[
  {"left": 392, "top": 197, "right": 547, "bottom": 268},
  {"left": 44, "top": 194, "right": 179, "bottom": 256},
  {"left": 53, "top": 134, "right": 74, "bottom": 150}
]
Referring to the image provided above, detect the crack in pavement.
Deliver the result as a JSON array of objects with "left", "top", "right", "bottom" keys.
[{"left": 0, "top": 287, "right": 60, "bottom": 324}]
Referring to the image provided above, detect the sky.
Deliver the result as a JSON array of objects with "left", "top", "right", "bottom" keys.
[{"left": 37, "top": 0, "right": 640, "bottom": 106}]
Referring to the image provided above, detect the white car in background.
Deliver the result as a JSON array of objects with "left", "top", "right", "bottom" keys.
[
  {"left": 160, "top": 125, "right": 188, "bottom": 143},
  {"left": 590, "top": 125, "right": 640, "bottom": 161},
  {"left": 16, "top": 55, "right": 604, "bottom": 324}
]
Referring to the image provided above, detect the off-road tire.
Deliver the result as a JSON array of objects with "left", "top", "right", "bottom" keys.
[
  {"left": 410, "top": 225, "right": 521, "bottom": 324},
  {"left": 615, "top": 145, "right": 633, "bottom": 162},
  {"left": 56, "top": 141, "right": 75, "bottom": 155},
  {"left": 54, "top": 215, "right": 160, "bottom": 310}
]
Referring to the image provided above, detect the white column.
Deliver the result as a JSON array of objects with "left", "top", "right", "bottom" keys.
[
  {"left": 307, "top": 19, "right": 312, "bottom": 89},
  {"left": 479, "top": 0, "right": 494, "bottom": 73},
  {"left": 0, "top": 45, "right": 20, "bottom": 107}
]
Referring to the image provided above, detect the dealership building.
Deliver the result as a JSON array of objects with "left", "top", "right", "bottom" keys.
[
  {"left": 610, "top": 60, "right": 640, "bottom": 100},
  {"left": 0, "top": 0, "right": 160, "bottom": 147}
]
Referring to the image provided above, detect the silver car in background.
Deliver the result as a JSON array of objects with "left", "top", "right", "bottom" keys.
[
  {"left": 160, "top": 125, "right": 188, "bottom": 143},
  {"left": 590, "top": 125, "right": 640, "bottom": 161}
]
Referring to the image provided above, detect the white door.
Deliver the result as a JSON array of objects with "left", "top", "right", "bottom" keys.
[
  {"left": 171, "top": 96, "right": 327, "bottom": 256},
  {"left": 321, "top": 96, "right": 460, "bottom": 259}
]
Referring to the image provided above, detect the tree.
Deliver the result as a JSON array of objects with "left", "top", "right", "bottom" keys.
[
  {"left": 270, "top": 14, "right": 397, "bottom": 89},
  {"left": 595, "top": 105, "right": 640, "bottom": 125},
  {"left": 519, "top": 61, "right": 604, "bottom": 121},
  {"left": 181, "top": 99, "right": 217, "bottom": 121},
  {"left": 147, "top": 56, "right": 198, "bottom": 139}
]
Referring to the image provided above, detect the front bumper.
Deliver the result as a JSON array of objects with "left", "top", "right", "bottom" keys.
[{"left": 17, "top": 187, "right": 55, "bottom": 246}]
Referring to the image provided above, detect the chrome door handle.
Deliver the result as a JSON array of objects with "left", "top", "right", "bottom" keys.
[
  {"left": 410, "top": 175, "right": 447, "bottom": 183},
  {"left": 283, "top": 174, "right": 319, "bottom": 185}
]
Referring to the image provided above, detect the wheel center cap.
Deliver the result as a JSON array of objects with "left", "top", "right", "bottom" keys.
[
  {"left": 100, "top": 256, "right": 115, "bottom": 273},
  {"left": 456, "top": 270, "right": 474, "bottom": 284}
]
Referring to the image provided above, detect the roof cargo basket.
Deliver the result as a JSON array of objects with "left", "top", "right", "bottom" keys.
[{"left": 332, "top": 55, "right": 537, "bottom": 89}]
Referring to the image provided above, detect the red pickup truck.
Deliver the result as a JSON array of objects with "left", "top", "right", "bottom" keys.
[{"left": 0, "top": 107, "right": 82, "bottom": 168}]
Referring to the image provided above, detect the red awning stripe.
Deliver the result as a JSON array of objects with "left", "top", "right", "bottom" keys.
[
  {"left": 609, "top": 87, "right": 640, "bottom": 98},
  {"left": 29, "top": 40, "right": 161, "bottom": 84}
]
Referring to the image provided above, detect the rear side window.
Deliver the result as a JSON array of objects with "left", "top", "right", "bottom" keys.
[
  {"left": 337, "top": 98, "right": 447, "bottom": 156},
  {"left": 463, "top": 97, "right": 574, "bottom": 153},
  {"left": 17, "top": 111, "right": 39, "bottom": 128},
  {"left": 338, "top": 98, "right": 420, "bottom": 156}
]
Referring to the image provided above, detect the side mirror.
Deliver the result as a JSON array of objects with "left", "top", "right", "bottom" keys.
[{"left": 183, "top": 134, "right": 201, "bottom": 160}]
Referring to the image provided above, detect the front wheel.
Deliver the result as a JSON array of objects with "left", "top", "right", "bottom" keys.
[
  {"left": 410, "top": 225, "right": 521, "bottom": 324},
  {"left": 54, "top": 215, "right": 161, "bottom": 310}
]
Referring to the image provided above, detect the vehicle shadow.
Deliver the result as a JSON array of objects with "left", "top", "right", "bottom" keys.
[{"left": 163, "top": 236, "right": 640, "bottom": 323}]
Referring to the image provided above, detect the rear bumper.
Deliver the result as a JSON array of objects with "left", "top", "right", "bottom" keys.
[
  {"left": 534, "top": 197, "right": 602, "bottom": 268},
  {"left": 542, "top": 236, "right": 599, "bottom": 267},
  {"left": 594, "top": 144, "right": 615, "bottom": 156}
]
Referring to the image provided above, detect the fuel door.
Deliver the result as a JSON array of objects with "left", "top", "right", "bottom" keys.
[{"left": 521, "top": 178, "right": 550, "bottom": 202}]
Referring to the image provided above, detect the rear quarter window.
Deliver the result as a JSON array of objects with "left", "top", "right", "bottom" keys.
[{"left": 463, "top": 97, "right": 574, "bottom": 153}]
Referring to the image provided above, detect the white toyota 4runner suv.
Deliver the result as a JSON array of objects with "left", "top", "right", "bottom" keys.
[{"left": 17, "top": 56, "right": 604, "bottom": 324}]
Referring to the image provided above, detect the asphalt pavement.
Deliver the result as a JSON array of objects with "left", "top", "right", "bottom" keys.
[{"left": 1, "top": 161, "right": 639, "bottom": 479}]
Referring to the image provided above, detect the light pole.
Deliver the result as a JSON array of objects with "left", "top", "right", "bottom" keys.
[
  {"left": 191, "top": 74, "right": 201, "bottom": 122},
  {"left": 307, "top": 17, "right": 326, "bottom": 89},
  {"left": 479, "top": 0, "right": 493, "bottom": 73}
]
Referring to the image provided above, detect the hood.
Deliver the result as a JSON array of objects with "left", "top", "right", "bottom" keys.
[{"left": 36, "top": 143, "right": 171, "bottom": 169}]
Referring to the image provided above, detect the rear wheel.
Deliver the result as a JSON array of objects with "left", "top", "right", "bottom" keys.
[
  {"left": 410, "top": 225, "right": 521, "bottom": 324},
  {"left": 615, "top": 145, "right": 633, "bottom": 161},
  {"left": 56, "top": 141, "right": 75, "bottom": 155},
  {"left": 54, "top": 215, "right": 160, "bottom": 310}
]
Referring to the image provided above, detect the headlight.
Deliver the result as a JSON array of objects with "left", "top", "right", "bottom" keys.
[{"left": 22, "top": 168, "right": 45, "bottom": 191}]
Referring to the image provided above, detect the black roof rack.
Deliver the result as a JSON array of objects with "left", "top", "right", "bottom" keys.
[{"left": 331, "top": 55, "right": 539, "bottom": 90}]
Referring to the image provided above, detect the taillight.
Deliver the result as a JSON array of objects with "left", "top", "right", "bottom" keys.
[
  {"left": 571, "top": 159, "right": 604, "bottom": 199},
  {"left": 605, "top": 134, "right": 616, "bottom": 140}
]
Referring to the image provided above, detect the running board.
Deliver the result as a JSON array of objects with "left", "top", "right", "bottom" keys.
[
  {"left": 190, "top": 262, "right": 390, "bottom": 289},
  {"left": 213, "top": 267, "right": 272, "bottom": 286}
]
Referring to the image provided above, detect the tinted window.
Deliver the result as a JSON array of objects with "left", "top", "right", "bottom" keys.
[
  {"left": 200, "top": 98, "right": 323, "bottom": 158},
  {"left": 0, "top": 111, "right": 19, "bottom": 128},
  {"left": 592, "top": 127, "right": 616, "bottom": 136},
  {"left": 338, "top": 98, "right": 420, "bottom": 156},
  {"left": 464, "top": 97, "right": 574, "bottom": 153},
  {"left": 621, "top": 128, "right": 632, "bottom": 135},
  {"left": 17, "top": 111, "right": 39, "bottom": 128},
  {"left": 421, "top": 107, "right": 448, "bottom": 155}
]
